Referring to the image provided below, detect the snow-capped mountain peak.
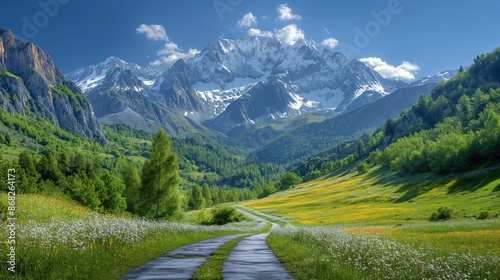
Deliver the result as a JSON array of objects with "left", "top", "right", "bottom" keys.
[
  {"left": 67, "top": 56, "right": 159, "bottom": 93},
  {"left": 410, "top": 69, "right": 459, "bottom": 87}
]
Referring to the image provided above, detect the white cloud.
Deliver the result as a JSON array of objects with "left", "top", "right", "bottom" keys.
[
  {"left": 150, "top": 48, "right": 200, "bottom": 71},
  {"left": 137, "top": 24, "right": 200, "bottom": 71},
  {"left": 157, "top": 42, "right": 179, "bottom": 56},
  {"left": 136, "top": 24, "right": 168, "bottom": 41},
  {"left": 247, "top": 28, "right": 273, "bottom": 38},
  {"left": 360, "top": 57, "right": 420, "bottom": 81},
  {"left": 322, "top": 38, "right": 339, "bottom": 49},
  {"left": 237, "top": 12, "right": 258, "bottom": 28},
  {"left": 277, "top": 4, "right": 302, "bottom": 21},
  {"left": 275, "top": 24, "right": 305, "bottom": 45},
  {"left": 153, "top": 42, "right": 200, "bottom": 71}
]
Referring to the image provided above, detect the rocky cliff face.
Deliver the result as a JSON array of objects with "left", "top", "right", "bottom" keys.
[
  {"left": 159, "top": 59, "right": 208, "bottom": 120},
  {"left": 205, "top": 77, "right": 315, "bottom": 131},
  {"left": 67, "top": 56, "right": 203, "bottom": 136},
  {"left": 0, "top": 27, "right": 104, "bottom": 141},
  {"left": 85, "top": 66, "right": 198, "bottom": 135},
  {"left": 0, "top": 36, "right": 5, "bottom": 67}
]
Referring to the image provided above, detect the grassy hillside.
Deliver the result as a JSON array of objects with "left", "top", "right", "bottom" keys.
[
  {"left": 242, "top": 48, "right": 500, "bottom": 279},
  {"left": 243, "top": 163, "right": 500, "bottom": 226},
  {"left": 0, "top": 111, "right": 284, "bottom": 213},
  {"left": 0, "top": 193, "right": 96, "bottom": 223}
]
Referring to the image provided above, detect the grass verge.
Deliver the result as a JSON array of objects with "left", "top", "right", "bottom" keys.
[
  {"left": 192, "top": 235, "right": 249, "bottom": 280},
  {"left": 268, "top": 226, "right": 500, "bottom": 280},
  {"left": 1, "top": 218, "right": 242, "bottom": 280}
]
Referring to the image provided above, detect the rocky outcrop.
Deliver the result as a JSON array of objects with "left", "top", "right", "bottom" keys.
[
  {"left": 0, "top": 36, "right": 5, "bottom": 68},
  {"left": 0, "top": 27, "right": 104, "bottom": 141}
]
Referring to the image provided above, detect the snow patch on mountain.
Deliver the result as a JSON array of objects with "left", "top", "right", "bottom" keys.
[
  {"left": 302, "top": 88, "right": 344, "bottom": 110},
  {"left": 79, "top": 73, "right": 106, "bottom": 92},
  {"left": 354, "top": 82, "right": 388, "bottom": 99},
  {"left": 288, "top": 92, "right": 318, "bottom": 111},
  {"left": 196, "top": 84, "right": 254, "bottom": 117}
]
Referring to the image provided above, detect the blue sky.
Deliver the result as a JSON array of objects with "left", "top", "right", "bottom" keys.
[{"left": 1, "top": 0, "right": 499, "bottom": 80}]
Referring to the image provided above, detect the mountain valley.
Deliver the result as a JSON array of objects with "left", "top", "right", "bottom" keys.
[{"left": 1, "top": 4, "right": 499, "bottom": 277}]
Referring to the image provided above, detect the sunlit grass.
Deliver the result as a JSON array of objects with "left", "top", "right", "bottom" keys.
[
  {"left": 0, "top": 193, "right": 97, "bottom": 223},
  {"left": 268, "top": 225, "right": 500, "bottom": 280},
  {"left": 244, "top": 165, "right": 500, "bottom": 226},
  {"left": 345, "top": 220, "right": 500, "bottom": 255},
  {"left": 0, "top": 218, "right": 242, "bottom": 280}
]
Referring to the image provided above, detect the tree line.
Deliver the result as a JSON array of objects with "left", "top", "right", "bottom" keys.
[{"left": 0, "top": 124, "right": 284, "bottom": 219}]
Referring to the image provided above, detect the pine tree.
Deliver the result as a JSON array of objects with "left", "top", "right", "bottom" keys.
[
  {"left": 189, "top": 184, "right": 205, "bottom": 210},
  {"left": 202, "top": 184, "right": 212, "bottom": 207},
  {"left": 140, "top": 130, "right": 181, "bottom": 219},
  {"left": 100, "top": 171, "right": 127, "bottom": 213},
  {"left": 18, "top": 150, "right": 40, "bottom": 193},
  {"left": 211, "top": 188, "right": 219, "bottom": 205},
  {"left": 37, "top": 149, "right": 62, "bottom": 183},
  {"left": 217, "top": 188, "right": 225, "bottom": 203},
  {"left": 123, "top": 164, "right": 141, "bottom": 214}
]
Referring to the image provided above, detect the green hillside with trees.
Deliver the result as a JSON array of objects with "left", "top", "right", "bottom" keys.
[
  {"left": 290, "top": 48, "right": 500, "bottom": 183},
  {"left": 0, "top": 113, "right": 283, "bottom": 216}
]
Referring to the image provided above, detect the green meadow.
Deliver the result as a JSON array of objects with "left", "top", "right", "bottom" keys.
[{"left": 241, "top": 163, "right": 500, "bottom": 279}]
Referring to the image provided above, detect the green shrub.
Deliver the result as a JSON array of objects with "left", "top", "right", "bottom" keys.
[
  {"left": 194, "top": 210, "right": 213, "bottom": 225},
  {"left": 193, "top": 207, "right": 245, "bottom": 226},
  {"left": 0, "top": 199, "right": 7, "bottom": 221},
  {"left": 478, "top": 211, "right": 490, "bottom": 220},
  {"left": 357, "top": 163, "right": 369, "bottom": 174},
  {"left": 430, "top": 207, "right": 453, "bottom": 221},
  {"left": 210, "top": 207, "right": 245, "bottom": 225}
]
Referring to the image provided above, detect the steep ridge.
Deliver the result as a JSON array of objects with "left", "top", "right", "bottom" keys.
[
  {"left": 69, "top": 57, "right": 202, "bottom": 135},
  {"left": 159, "top": 59, "right": 208, "bottom": 120},
  {"left": 0, "top": 27, "right": 104, "bottom": 141},
  {"left": 205, "top": 77, "right": 316, "bottom": 131}
]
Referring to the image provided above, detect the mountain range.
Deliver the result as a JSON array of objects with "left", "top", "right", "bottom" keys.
[
  {"left": 67, "top": 36, "right": 456, "bottom": 139},
  {"left": 65, "top": 35, "right": 456, "bottom": 163}
]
